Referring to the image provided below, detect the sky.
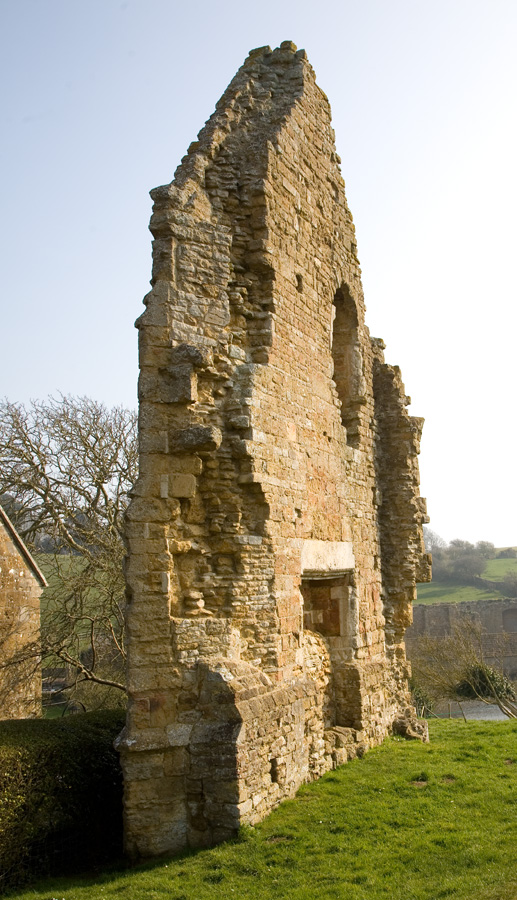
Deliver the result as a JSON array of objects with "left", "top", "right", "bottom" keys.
[{"left": 1, "top": 0, "right": 516, "bottom": 546}]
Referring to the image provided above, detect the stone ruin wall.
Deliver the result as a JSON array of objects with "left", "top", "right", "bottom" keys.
[
  {"left": 0, "top": 506, "right": 45, "bottom": 719},
  {"left": 407, "top": 598, "right": 517, "bottom": 679},
  {"left": 118, "top": 42, "right": 431, "bottom": 858}
]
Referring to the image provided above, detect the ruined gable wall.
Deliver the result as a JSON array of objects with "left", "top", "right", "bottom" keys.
[
  {"left": 127, "top": 44, "right": 312, "bottom": 671},
  {"left": 120, "top": 42, "right": 429, "bottom": 858},
  {"left": 123, "top": 48, "right": 290, "bottom": 705},
  {"left": 248, "top": 51, "right": 406, "bottom": 737},
  {"left": 122, "top": 43, "right": 329, "bottom": 857}
]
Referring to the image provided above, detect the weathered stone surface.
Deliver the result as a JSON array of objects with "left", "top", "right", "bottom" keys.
[
  {"left": 120, "top": 41, "right": 430, "bottom": 859},
  {"left": 170, "top": 425, "right": 222, "bottom": 453},
  {"left": 169, "top": 474, "right": 197, "bottom": 499},
  {"left": 392, "top": 709, "right": 429, "bottom": 742},
  {"left": 0, "top": 504, "right": 46, "bottom": 718},
  {"left": 301, "top": 540, "right": 355, "bottom": 576}
]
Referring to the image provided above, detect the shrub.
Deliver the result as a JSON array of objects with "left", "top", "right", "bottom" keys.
[
  {"left": 455, "top": 663, "right": 516, "bottom": 701},
  {"left": 409, "top": 679, "right": 434, "bottom": 718},
  {"left": 448, "top": 554, "right": 485, "bottom": 582},
  {"left": 502, "top": 573, "right": 517, "bottom": 598},
  {"left": 0, "top": 709, "right": 125, "bottom": 893}
]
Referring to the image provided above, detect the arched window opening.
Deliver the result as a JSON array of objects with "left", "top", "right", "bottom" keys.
[
  {"left": 331, "top": 285, "right": 364, "bottom": 448},
  {"left": 503, "top": 608, "right": 517, "bottom": 632}
]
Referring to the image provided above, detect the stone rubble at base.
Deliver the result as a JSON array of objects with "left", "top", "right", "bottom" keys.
[{"left": 117, "top": 40, "right": 431, "bottom": 858}]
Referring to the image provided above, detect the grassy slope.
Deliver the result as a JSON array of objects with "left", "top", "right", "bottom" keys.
[
  {"left": 13, "top": 720, "right": 517, "bottom": 900},
  {"left": 416, "top": 554, "right": 517, "bottom": 605},
  {"left": 482, "top": 557, "right": 517, "bottom": 580},
  {"left": 415, "top": 581, "right": 499, "bottom": 605}
]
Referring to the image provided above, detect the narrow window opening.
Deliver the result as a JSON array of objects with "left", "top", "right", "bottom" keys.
[{"left": 331, "top": 285, "right": 363, "bottom": 448}]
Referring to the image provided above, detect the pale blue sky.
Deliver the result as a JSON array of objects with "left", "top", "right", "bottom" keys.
[{"left": 1, "top": 0, "right": 517, "bottom": 545}]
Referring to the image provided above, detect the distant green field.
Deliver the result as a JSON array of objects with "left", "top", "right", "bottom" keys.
[
  {"left": 416, "top": 551, "right": 517, "bottom": 605},
  {"left": 35, "top": 552, "right": 84, "bottom": 580},
  {"left": 415, "top": 581, "right": 501, "bottom": 605},
  {"left": 482, "top": 557, "right": 517, "bottom": 580}
]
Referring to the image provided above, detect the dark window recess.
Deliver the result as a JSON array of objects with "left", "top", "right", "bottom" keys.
[
  {"left": 301, "top": 577, "right": 348, "bottom": 637},
  {"left": 503, "top": 608, "right": 517, "bottom": 632},
  {"left": 331, "top": 284, "right": 363, "bottom": 448}
]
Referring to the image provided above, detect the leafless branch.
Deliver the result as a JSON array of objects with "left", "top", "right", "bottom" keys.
[
  {"left": 411, "top": 619, "right": 516, "bottom": 719},
  {"left": 0, "top": 396, "right": 136, "bottom": 708}
]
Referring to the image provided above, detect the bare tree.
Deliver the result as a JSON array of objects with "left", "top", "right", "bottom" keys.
[
  {"left": 411, "top": 620, "right": 517, "bottom": 719},
  {"left": 422, "top": 527, "right": 447, "bottom": 553},
  {"left": 0, "top": 396, "right": 137, "bottom": 709}
]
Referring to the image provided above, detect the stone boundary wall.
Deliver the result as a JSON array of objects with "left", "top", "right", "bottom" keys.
[{"left": 406, "top": 598, "right": 517, "bottom": 678}]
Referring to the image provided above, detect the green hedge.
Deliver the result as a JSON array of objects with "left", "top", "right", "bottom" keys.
[{"left": 0, "top": 709, "right": 125, "bottom": 893}]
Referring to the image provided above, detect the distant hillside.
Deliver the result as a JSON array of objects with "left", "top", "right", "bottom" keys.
[{"left": 416, "top": 549, "right": 517, "bottom": 605}]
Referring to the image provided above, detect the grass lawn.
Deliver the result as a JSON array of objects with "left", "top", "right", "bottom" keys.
[
  {"left": 415, "top": 581, "right": 501, "bottom": 605},
  {"left": 11, "top": 719, "right": 517, "bottom": 900}
]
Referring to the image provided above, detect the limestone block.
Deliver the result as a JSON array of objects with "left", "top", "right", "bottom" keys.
[
  {"left": 300, "top": 540, "right": 355, "bottom": 575},
  {"left": 170, "top": 457, "right": 203, "bottom": 475},
  {"left": 139, "top": 367, "right": 198, "bottom": 404},
  {"left": 163, "top": 748, "right": 190, "bottom": 776},
  {"left": 170, "top": 474, "right": 197, "bottom": 498},
  {"left": 170, "top": 343, "right": 210, "bottom": 368},
  {"left": 120, "top": 751, "right": 165, "bottom": 781},
  {"left": 166, "top": 723, "right": 193, "bottom": 746},
  {"left": 190, "top": 722, "right": 243, "bottom": 744},
  {"left": 170, "top": 425, "right": 222, "bottom": 453}
]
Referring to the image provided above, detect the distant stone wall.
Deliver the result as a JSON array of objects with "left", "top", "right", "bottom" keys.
[
  {"left": 119, "top": 41, "right": 430, "bottom": 858},
  {"left": 0, "top": 506, "right": 45, "bottom": 719},
  {"left": 406, "top": 599, "right": 517, "bottom": 678}
]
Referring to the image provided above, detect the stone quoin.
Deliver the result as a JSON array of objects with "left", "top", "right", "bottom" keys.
[{"left": 117, "top": 41, "right": 431, "bottom": 858}]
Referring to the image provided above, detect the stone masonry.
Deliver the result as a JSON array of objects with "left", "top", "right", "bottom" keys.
[
  {"left": 0, "top": 503, "right": 46, "bottom": 718},
  {"left": 407, "top": 598, "right": 517, "bottom": 679},
  {"left": 118, "top": 41, "right": 431, "bottom": 858}
]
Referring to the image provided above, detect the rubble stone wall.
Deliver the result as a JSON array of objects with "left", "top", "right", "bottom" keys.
[
  {"left": 119, "top": 41, "right": 430, "bottom": 858},
  {"left": 0, "top": 507, "right": 44, "bottom": 719},
  {"left": 407, "top": 598, "right": 517, "bottom": 678}
]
